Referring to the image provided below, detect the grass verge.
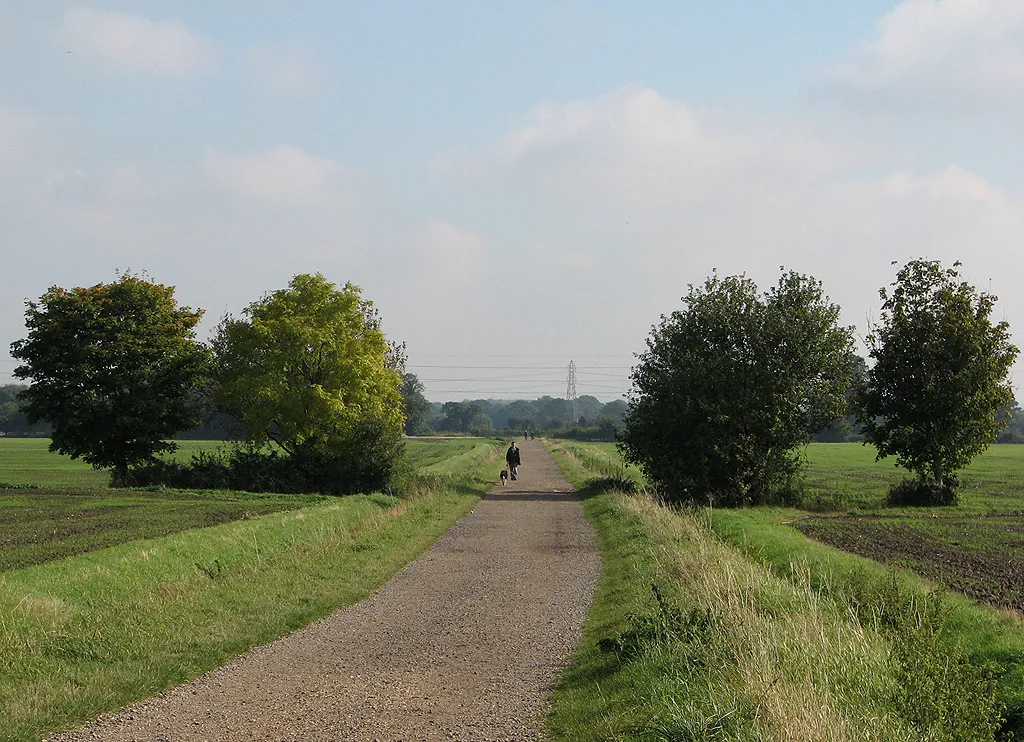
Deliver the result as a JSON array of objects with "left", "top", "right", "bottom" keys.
[
  {"left": 0, "top": 438, "right": 501, "bottom": 742},
  {"left": 544, "top": 439, "right": 1007, "bottom": 742},
  {"left": 710, "top": 506, "right": 1024, "bottom": 738}
]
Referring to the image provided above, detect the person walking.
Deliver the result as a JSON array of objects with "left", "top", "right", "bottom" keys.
[{"left": 506, "top": 441, "right": 521, "bottom": 481}]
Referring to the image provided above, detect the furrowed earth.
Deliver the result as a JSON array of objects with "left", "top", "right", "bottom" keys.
[{"left": 796, "top": 513, "right": 1024, "bottom": 612}]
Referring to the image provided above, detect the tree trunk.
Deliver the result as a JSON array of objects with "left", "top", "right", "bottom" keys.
[{"left": 112, "top": 461, "right": 128, "bottom": 487}]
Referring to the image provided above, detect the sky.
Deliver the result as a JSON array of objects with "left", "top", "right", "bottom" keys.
[{"left": 1, "top": 0, "right": 1022, "bottom": 402}]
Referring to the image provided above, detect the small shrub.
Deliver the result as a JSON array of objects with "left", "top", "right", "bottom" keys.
[
  {"left": 887, "top": 477, "right": 958, "bottom": 507},
  {"left": 126, "top": 420, "right": 407, "bottom": 496},
  {"left": 838, "top": 572, "right": 1005, "bottom": 740},
  {"left": 889, "top": 593, "right": 1004, "bottom": 741}
]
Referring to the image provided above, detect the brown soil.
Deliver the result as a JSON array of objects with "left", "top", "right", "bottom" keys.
[
  {"left": 49, "top": 439, "right": 601, "bottom": 741},
  {"left": 797, "top": 513, "right": 1024, "bottom": 612}
]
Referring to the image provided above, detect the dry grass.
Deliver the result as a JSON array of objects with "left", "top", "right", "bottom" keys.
[{"left": 623, "top": 494, "right": 913, "bottom": 741}]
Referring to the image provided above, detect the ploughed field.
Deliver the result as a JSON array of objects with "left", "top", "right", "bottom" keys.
[
  {"left": 797, "top": 513, "right": 1024, "bottom": 612},
  {"left": 799, "top": 443, "right": 1024, "bottom": 613}
]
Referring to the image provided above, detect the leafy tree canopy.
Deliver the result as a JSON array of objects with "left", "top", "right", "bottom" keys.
[
  {"left": 619, "top": 270, "right": 854, "bottom": 506},
  {"left": 438, "top": 401, "right": 491, "bottom": 433},
  {"left": 213, "top": 273, "right": 404, "bottom": 456},
  {"left": 600, "top": 399, "right": 628, "bottom": 419},
  {"left": 855, "top": 259, "right": 1018, "bottom": 498},
  {"left": 10, "top": 273, "right": 210, "bottom": 483}
]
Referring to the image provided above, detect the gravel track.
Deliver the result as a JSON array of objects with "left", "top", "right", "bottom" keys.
[{"left": 50, "top": 439, "right": 600, "bottom": 742}]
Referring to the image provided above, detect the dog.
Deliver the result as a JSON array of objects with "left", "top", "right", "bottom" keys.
[{"left": 500, "top": 469, "right": 509, "bottom": 485}]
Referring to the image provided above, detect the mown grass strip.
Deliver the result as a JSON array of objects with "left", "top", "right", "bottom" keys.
[
  {"left": 545, "top": 440, "right": 1005, "bottom": 742},
  {"left": 0, "top": 438, "right": 501, "bottom": 742},
  {"left": 542, "top": 442, "right": 665, "bottom": 738}
]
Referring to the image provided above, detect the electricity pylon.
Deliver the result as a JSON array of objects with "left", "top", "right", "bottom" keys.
[{"left": 566, "top": 360, "right": 578, "bottom": 423}]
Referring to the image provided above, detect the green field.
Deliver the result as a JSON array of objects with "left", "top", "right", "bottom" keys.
[
  {"left": 802, "top": 442, "right": 1024, "bottom": 511},
  {"left": 558, "top": 439, "right": 1024, "bottom": 512},
  {"left": 0, "top": 438, "right": 489, "bottom": 573},
  {"left": 0, "top": 435, "right": 502, "bottom": 742}
]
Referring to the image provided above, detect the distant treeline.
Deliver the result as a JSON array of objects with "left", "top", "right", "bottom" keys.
[
  {"left": 0, "top": 384, "right": 50, "bottom": 436},
  {"left": 425, "top": 395, "right": 628, "bottom": 435},
  {"left": 4, "top": 381, "right": 1024, "bottom": 444}
]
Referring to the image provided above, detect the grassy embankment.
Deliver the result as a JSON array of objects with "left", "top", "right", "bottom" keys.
[
  {"left": 545, "top": 439, "right": 1021, "bottom": 741},
  {"left": 0, "top": 436, "right": 499, "bottom": 742}
]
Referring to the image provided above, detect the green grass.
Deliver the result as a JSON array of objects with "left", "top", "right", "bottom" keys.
[
  {"left": 402, "top": 437, "right": 482, "bottom": 469},
  {"left": 710, "top": 506, "right": 1024, "bottom": 737},
  {"left": 546, "top": 439, "right": 1016, "bottom": 741},
  {"left": 0, "top": 439, "right": 230, "bottom": 489},
  {"left": 0, "top": 438, "right": 487, "bottom": 573},
  {"left": 802, "top": 442, "right": 1024, "bottom": 512},
  {"left": 0, "top": 438, "right": 110, "bottom": 489},
  {"left": 0, "top": 436, "right": 504, "bottom": 742}
]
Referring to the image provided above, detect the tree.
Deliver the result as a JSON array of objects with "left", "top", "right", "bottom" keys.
[
  {"left": 855, "top": 259, "right": 1018, "bottom": 502},
  {"left": 537, "top": 397, "right": 574, "bottom": 427},
  {"left": 438, "top": 401, "right": 490, "bottom": 433},
  {"left": 600, "top": 399, "right": 628, "bottom": 420},
  {"left": 213, "top": 274, "right": 403, "bottom": 493},
  {"left": 813, "top": 354, "right": 867, "bottom": 443},
  {"left": 10, "top": 274, "right": 210, "bottom": 484},
  {"left": 996, "top": 402, "right": 1024, "bottom": 443},
  {"left": 400, "top": 373, "right": 431, "bottom": 435},
  {"left": 575, "top": 395, "right": 604, "bottom": 422},
  {"left": 502, "top": 399, "right": 538, "bottom": 428},
  {"left": 0, "top": 384, "right": 50, "bottom": 435},
  {"left": 619, "top": 270, "right": 854, "bottom": 506}
]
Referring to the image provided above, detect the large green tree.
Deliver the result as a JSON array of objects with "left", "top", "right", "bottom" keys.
[
  {"left": 619, "top": 270, "right": 854, "bottom": 506},
  {"left": 212, "top": 273, "right": 404, "bottom": 492},
  {"left": 10, "top": 274, "right": 210, "bottom": 484},
  {"left": 855, "top": 259, "right": 1018, "bottom": 501}
]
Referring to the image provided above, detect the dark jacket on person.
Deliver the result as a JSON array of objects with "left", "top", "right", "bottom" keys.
[{"left": 506, "top": 445, "right": 521, "bottom": 467}]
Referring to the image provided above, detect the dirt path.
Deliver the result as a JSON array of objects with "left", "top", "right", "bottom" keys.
[{"left": 50, "top": 439, "right": 601, "bottom": 742}]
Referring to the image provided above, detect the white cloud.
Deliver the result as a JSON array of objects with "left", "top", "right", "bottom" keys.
[
  {"left": 440, "top": 87, "right": 840, "bottom": 183},
  {"left": 821, "top": 0, "right": 1024, "bottom": 108},
  {"left": 204, "top": 145, "right": 341, "bottom": 205},
  {"left": 879, "top": 165, "right": 1005, "bottom": 201},
  {"left": 57, "top": 7, "right": 215, "bottom": 77},
  {"left": 247, "top": 44, "right": 325, "bottom": 96},
  {"left": 434, "top": 88, "right": 1024, "bottom": 386}
]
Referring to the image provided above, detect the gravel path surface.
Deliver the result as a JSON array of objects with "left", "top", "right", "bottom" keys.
[{"left": 50, "top": 439, "right": 601, "bottom": 742}]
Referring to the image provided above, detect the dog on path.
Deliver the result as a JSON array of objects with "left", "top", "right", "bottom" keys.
[{"left": 500, "top": 469, "right": 509, "bottom": 485}]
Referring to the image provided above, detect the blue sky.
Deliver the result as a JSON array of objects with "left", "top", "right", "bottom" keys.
[{"left": 2, "top": 1, "right": 1022, "bottom": 400}]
